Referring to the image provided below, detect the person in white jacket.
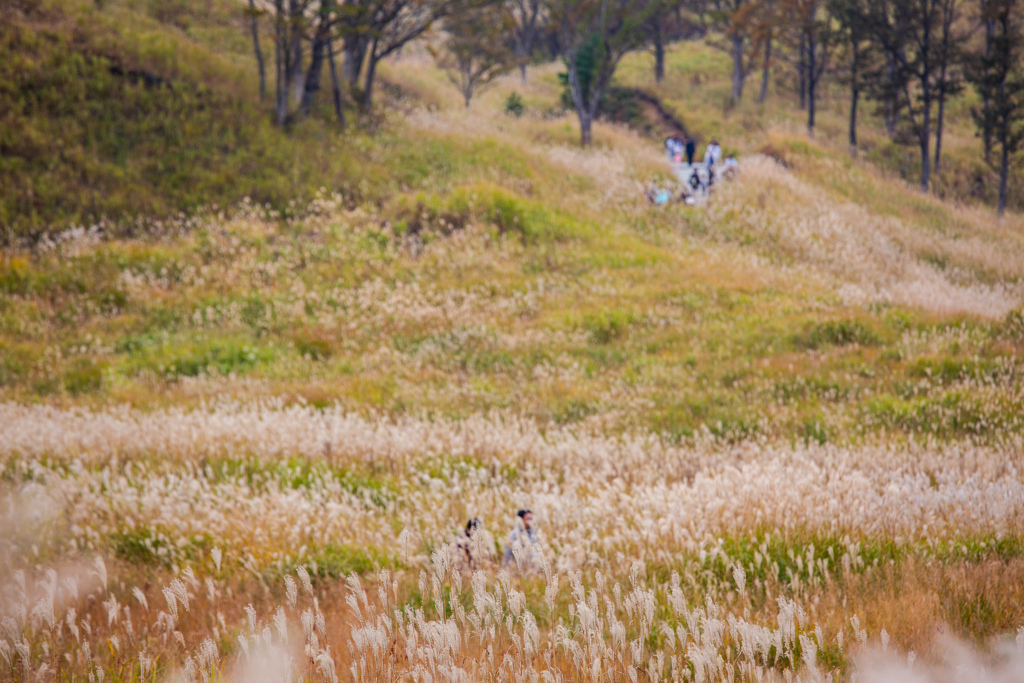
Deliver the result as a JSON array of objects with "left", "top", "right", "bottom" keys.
[
  {"left": 502, "top": 509, "right": 540, "bottom": 573},
  {"left": 703, "top": 138, "right": 722, "bottom": 168}
]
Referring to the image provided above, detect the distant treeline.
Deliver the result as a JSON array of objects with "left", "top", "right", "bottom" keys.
[
  {"left": 269, "top": 0, "right": 1023, "bottom": 212},
  {"left": 3, "top": 0, "right": 1023, "bottom": 237}
]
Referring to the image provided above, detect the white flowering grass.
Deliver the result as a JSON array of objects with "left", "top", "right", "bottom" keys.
[
  {"left": 708, "top": 156, "right": 1024, "bottom": 319},
  {"left": 4, "top": 35, "right": 1024, "bottom": 683},
  {"left": 3, "top": 401, "right": 1024, "bottom": 680}
]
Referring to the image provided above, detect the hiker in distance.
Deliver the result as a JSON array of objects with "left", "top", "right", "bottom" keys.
[
  {"left": 454, "top": 517, "right": 493, "bottom": 572},
  {"left": 503, "top": 509, "right": 540, "bottom": 573}
]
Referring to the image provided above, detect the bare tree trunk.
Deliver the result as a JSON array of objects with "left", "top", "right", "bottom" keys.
[
  {"left": 934, "top": 0, "right": 956, "bottom": 178},
  {"left": 807, "top": 33, "right": 816, "bottom": 133},
  {"left": 920, "top": 92, "right": 932, "bottom": 192},
  {"left": 731, "top": 32, "right": 745, "bottom": 102},
  {"left": 758, "top": 38, "right": 771, "bottom": 103},
  {"left": 274, "top": 0, "right": 288, "bottom": 126},
  {"left": 300, "top": 24, "right": 328, "bottom": 118},
  {"left": 807, "top": 82, "right": 816, "bottom": 132},
  {"left": 327, "top": 34, "right": 346, "bottom": 128},
  {"left": 653, "top": 22, "right": 665, "bottom": 83},
  {"left": 920, "top": 137, "right": 931, "bottom": 191},
  {"left": 513, "top": 0, "right": 538, "bottom": 85},
  {"left": 849, "top": 41, "right": 859, "bottom": 149},
  {"left": 920, "top": 8, "right": 934, "bottom": 193},
  {"left": 999, "top": 113, "right": 1009, "bottom": 217},
  {"left": 363, "top": 38, "right": 379, "bottom": 110},
  {"left": 885, "top": 54, "right": 898, "bottom": 137},
  {"left": 983, "top": 10, "right": 995, "bottom": 165},
  {"left": 798, "top": 36, "right": 807, "bottom": 110},
  {"left": 343, "top": 35, "right": 369, "bottom": 88},
  {"left": 567, "top": 56, "right": 592, "bottom": 146},
  {"left": 248, "top": 0, "right": 266, "bottom": 100},
  {"left": 579, "top": 109, "right": 593, "bottom": 145},
  {"left": 289, "top": 0, "right": 304, "bottom": 104},
  {"left": 934, "top": 78, "right": 947, "bottom": 177},
  {"left": 461, "top": 62, "right": 473, "bottom": 108}
]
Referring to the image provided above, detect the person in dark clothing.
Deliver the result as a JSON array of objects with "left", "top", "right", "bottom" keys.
[{"left": 685, "top": 136, "right": 696, "bottom": 165}]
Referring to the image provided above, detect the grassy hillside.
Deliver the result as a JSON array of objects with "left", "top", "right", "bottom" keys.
[
  {"left": 2, "top": 49, "right": 1024, "bottom": 444},
  {"left": 3, "top": 0, "right": 1023, "bottom": 240},
  {"left": 0, "top": 0, "right": 371, "bottom": 240},
  {"left": 2, "top": 0, "right": 1022, "bottom": 442},
  {"left": 4, "top": 2, "right": 1024, "bottom": 681}
]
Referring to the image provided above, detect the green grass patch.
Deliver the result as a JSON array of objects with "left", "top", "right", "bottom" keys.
[
  {"left": 306, "top": 543, "right": 393, "bottom": 578},
  {"left": 389, "top": 182, "right": 591, "bottom": 244},
  {"left": 578, "top": 309, "right": 640, "bottom": 344},
  {"left": 122, "top": 336, "right": 275, "bottom": 378},
  {"left": 794, "top": 319, "right": 882, "bottom": 350},
  {"left": 864, "top": 391, "right": 1023, "bottom": 438}
]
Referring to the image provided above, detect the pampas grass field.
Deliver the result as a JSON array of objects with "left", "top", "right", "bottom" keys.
[{"left": 3, "top": 2, "right": 1024, "bottom": 681}]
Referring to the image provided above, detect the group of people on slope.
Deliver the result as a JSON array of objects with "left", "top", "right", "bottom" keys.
[
  {"left": 647, "top": 133, "right": 737, "bottom": 205},
  {"left": 665, "top": 134, "right": 723, "bottom": 170},
  {"left": 452, "top": 509, "right": 540, "bottom": 574},
  {"left": 664, "top": 134, "right": 697, "bottom": 166}
]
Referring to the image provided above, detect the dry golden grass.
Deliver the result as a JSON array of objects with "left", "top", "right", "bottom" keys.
[{"left": 4, "top": 27, "right": 1024, "bottom": 683}]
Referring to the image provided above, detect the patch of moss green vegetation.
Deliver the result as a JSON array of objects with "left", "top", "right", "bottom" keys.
[
  {"left": 793, "top": 319, "right": 883, "bottom": 350},
  {"left": 389, "top": 183, "right": 592, "bottom": 244},
  {"left": 305, "top": 544, "right": 394, "bottom": 578},
  {"left": 2, "top": 1, "right": 326, "bottom": 239},
  {"left": 112, "top": 527, "right": 215, "bottom": 566}
]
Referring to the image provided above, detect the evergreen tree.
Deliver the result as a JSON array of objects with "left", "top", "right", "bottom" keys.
[{"left": 862, "top": 0, "right": 952, "bottom": 191}]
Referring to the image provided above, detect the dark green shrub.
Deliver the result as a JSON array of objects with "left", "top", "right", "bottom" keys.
[
  {"left": 795, "top": 319, "right": 881, "bottom": 350},
  {"left": 389, "top": 183, "right": 589, "bottom": 243},
  {"left": 582, "top": 310, "right": 638, "bottom": 344},
  {"left": 504, "top": 91, "right": 525, "bottom": 117},
  {"left": 149, "top": 341, "right": 275, "bottom": 378},
  {"left": 64, "top": 359, "right": 104, "bottom": 395}
]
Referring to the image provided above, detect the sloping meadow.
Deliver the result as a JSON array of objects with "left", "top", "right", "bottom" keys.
[{"left": 3, "top": 48, "right": 1024, "bottom": 683}]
